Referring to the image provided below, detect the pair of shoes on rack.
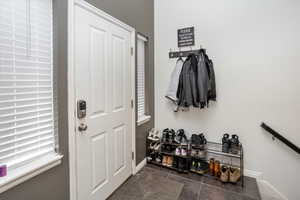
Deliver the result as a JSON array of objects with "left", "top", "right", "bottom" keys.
[
  {"left": 191, "top": 133, "right": 207, "bottom": 147},
  {"left": 149, "top": 142, "right": 161, "bottom": 151},
  {"left": 148, "top": 128, "right": 160, "bottom": 141},
  {"left": 175, "top": 147, "right": 187, "bottom": 156},
  {"left": 174, "top": 129, "right": 188, "bottom": 145},
  {"left": 162, "top": 156, "right": 173, "bottom": 167},
  {"left": 220, "top": 166, "right": 241, "bottom": 183},
  {"left": 209, "top": 158, "right": 221, "bottom": 177},
  {"left": 177, "top": 157, "right": 188, "bottom": 171},
  {"left": 191, "top": 160, "right": 209, "bottom": 174},
  {"left": 162, "top": 128, "right": 175, "bottom": 143},
  {"left": 191, "top": 148, "right": 206, "bottom": 159},
  {"left": 222, "top": 134, "right": 240, "bottom": 154}
]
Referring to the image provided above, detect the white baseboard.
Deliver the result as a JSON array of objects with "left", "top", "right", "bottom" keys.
[
  {"left": 244, "top": 169, "right": 263, "bottom": 179},
  {"left": 133, "top": 158, "right": 147, "bottom": 174},
  {"left": 243, "top": 169, "right": 287, "bottom": 200},
  {"left": 258, "top": 180, "right": 288, "bottom": 200}
]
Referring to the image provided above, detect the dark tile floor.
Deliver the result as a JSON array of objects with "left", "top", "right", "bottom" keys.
[{"left": 108, "top": 164, "right": 261, "bottom": 200}]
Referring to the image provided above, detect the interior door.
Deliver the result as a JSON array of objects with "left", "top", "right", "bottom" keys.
[{"left": 74, "top": 4, "right": 133, "bottom": 200}]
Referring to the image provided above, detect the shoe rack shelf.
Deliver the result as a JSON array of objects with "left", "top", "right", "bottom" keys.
[{"left": 147, "top": 139, "right": 244, "bottom": 187}]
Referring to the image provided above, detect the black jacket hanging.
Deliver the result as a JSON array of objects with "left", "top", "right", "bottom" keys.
[{"left": 177, "top": 54, "right": 198, "bottom": 107}]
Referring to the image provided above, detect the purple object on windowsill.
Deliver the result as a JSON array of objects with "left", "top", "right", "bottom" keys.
[{"left": 0, "top": 165, "right": 7, "bottom": 177}]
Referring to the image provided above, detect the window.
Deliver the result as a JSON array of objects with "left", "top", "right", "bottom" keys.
[
  {"left": 136, "top": 34, "right": 150, "bottom": 126},
  {"left": 0, "top": 0, "right": 61, "bottom": 192}
]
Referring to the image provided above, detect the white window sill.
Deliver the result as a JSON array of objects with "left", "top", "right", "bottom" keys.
[
  {"left": 0, "top": 154, "right": 63, "bottom": 194},
  {"left": 137, "top": 115, "right": 151, "bottom": 126}
]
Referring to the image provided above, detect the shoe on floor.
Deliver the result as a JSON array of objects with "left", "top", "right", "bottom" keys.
[
  {"left": 220, "top": 165, "right": 229, "bottom": 183},
  {"left": 229, "top": 167, "right": 241, "bottom": 183}
]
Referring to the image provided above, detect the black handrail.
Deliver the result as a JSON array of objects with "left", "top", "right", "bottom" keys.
[{"left": 261, "top": 122, "right": 300, "bottom": 154}]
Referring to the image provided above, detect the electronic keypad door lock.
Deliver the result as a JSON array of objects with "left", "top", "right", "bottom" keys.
[{"left": 77, "top": 100, "right": 87, "bottom": 119}]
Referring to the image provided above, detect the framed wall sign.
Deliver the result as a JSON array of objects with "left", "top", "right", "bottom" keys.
[{"left": 177, "top": 27, "right": 195, "bottom": 47}]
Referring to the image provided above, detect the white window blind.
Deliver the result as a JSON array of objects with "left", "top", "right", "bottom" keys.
[
  {"left": 0, "top": 0, "right": 55, "bottom": 170},
  {"left": 137, "top": 35, "right": 147, "bottom": 120}
]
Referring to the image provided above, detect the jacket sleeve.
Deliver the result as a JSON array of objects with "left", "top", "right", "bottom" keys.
[{"left": 197, "top": 53, "right": 209, "bottom": 108}]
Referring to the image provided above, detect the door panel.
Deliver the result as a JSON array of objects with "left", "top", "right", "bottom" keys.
[
  {"left": 112, "top": 34, "right": 126, "bottom": 111},
  {"left": 74, "top": 4, "right": 133, "bottom": 200},
  {"left": 91, "top": 132, "right": 108, "bottom": 190},
  {"left": 113, "top": 124, "right": 126, "bottom": 175},
  {"left": 90, "top": 27, "right": 108, "bottom": 117}
]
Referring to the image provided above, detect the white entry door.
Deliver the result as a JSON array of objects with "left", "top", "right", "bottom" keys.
[{"left": 74, "top": 2, "right": 134, "bottom": 200}]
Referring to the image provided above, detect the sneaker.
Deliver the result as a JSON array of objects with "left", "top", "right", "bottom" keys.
[
  {"left": 191, "top": 149, "right": 197, "bottom": 157},
  {"left": 149, "top": 142, "right": 157, "bottom": 150},
  {"left": 172, "top": 157, "right": 178, "bottom": 168},
  {"left": 174, "top": 129, "right": 184, "bottom": 144},
  {"left": 175, "top": 147, "right": 181, "bottom": 156},
  {"left": 222, "top": 133, "right": 231, "bottom": 153},
  {"left": 169, "top": 129, "right": 176, "bottom": 143},
  {"left": 220, "top": 165, "right": 229, "bottom": 183},
  {"left": 198, "top": 149, "right": 207, "bottom": 159},
  {"left": 181, "top": 148, "right": 187, "bottom": 156},
  {"left": 191, "top": 134, "right": 198, "bottom": 146},
  {"left": 147, "top": 156, "right": 152, "bottom": 162},
  {"left": 196, "top": 161, "right": 209, "bottom": 174},
  {"left": 229, "top": 167, "right": 241, "bottom": 183},
  {"left": 155, "top": 154, "right": 162, "bottom": 163},
  {"left": 178, "top": 158, "right": 187, "bottom": 171},
  {"left": 230, "top": 135, "right": 240, "bottom": 154},
  {"left": 191, "top": 161, "right": 196, "bottom": 171},
  {"left": 153, "top": 142, "right": 161, "bottom": 151},
  {"left": 162, "top": 129, "right": 170, "bottom": 143},
  {"left": 180, "top": 131, "right": 188, "bottom": 145},
  {"left": 150, "top": 152, "right": 156, "bottom": 161},
  {"left": 148, "top": 128, "right": 160, "bottom": 141}
]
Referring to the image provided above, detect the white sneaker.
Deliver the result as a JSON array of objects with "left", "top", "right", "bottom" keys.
[
  {"left": 175, "top": 147, "right": 181, "bottom": 155},
  {"left": 147, "top": 128, "right": 160, "bottom": 141},
  {"left": 181, "top": 148, "right": 187, "bottom": 156}
]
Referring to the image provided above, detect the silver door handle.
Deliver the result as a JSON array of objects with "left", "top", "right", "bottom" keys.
[{"left": 78, "top": 123, "right": 88, "bottom": 132}]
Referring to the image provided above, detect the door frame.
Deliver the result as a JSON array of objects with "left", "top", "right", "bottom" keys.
[{"left": 67, "top": 1, "right": 136, "bottom": 200}]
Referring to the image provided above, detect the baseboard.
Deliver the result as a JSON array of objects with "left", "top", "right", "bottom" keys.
[
  {"left": 133, "top": 158, "right": 147, "bottom": 174},
  {"left": 258, "top": 180, "right": 288, "bottom": 200},
  {"left": 244, "top": 169, "right": 263, "bottom": 179}
]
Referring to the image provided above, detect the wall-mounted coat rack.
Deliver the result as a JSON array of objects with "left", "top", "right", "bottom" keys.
[{"left": 169, "top": 48, "right": 206, "bottom": 59}]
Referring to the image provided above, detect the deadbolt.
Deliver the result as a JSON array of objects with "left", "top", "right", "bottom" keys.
[{"left": 78, "top": 123, "right": 88, "bottom": 132}]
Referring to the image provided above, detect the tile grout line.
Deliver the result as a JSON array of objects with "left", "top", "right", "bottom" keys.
[
  {"left": 197, "top": 182, "right": 203, "bottom": 200},
  {"left": 201, "top": 182, "right": 258, "bottom": 200}
]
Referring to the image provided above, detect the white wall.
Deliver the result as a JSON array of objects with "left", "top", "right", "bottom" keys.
[{"left": 154, "top": 0, "right": 300, "bottom": 199}]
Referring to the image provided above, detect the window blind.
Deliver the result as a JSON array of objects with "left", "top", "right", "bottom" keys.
[
  {"left": 0, "top": 0, "right": 55, "bottom": 170},
  {"left": 137, "top": 35, "right": 147, "bottom": 119}
]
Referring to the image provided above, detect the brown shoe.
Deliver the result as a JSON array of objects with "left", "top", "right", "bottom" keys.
[
  {"left": 220, "top": 165, "right": 229, "bottom": 183},
  {"left": 162, "top": 156, "right": 168, "bottom": 166},
  {"left": 214, "top": 160, "right": 221, "bottom": 177},
  {"left": 229, "top": 167, "right": 241, "bottom": 183},
  {"left": 209, "top": 158, "right": 215, "bottom": 175},
  {"left": 167, "top": 156, "right": 173, "bottom": 167}
]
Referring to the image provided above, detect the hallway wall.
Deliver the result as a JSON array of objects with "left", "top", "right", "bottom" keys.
[{"left": 154, "top": 0, "right": 300, "bottom": 199}]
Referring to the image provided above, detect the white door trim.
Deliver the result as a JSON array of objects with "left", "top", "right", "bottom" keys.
[{"left": 67, "top": 1, "right": 136, "bottom": 199}]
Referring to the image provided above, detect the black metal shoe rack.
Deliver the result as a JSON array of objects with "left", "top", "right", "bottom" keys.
[{"left": 146, "top": 138, "right": 244, "bottom": 187}]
